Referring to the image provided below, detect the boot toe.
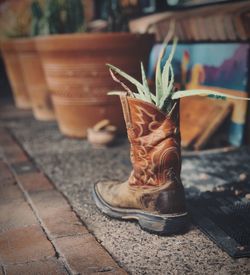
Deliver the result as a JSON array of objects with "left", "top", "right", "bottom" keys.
[
  {"left": 94, "top": 180, "right": 139, "bottom": 209},
  {"left": 94, "top": 180, "right": 121, "bottom": 206}
]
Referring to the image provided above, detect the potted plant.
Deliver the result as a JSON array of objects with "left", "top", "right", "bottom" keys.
[
  {"left": 12, "top": 0, "right": 55, "bottom": 120},
  {"left": 93, "top": 37, "right": 250, "bottom": 235},
  {"left": 33, "top": 0, "right": 154, "bottom": 137},
  {"left": 0, "top": 0, "right": 31, "bottom": 109}
]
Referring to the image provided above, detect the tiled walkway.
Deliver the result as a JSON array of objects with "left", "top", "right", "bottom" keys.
[
  {"left": 1, "top": 103, "right": 250, "bottom": 274},
  {"left": 0, "top": 128, "right": 126, "bottom": 275}
]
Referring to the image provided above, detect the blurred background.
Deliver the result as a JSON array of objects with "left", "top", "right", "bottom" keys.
[{"left": 1, "top": 0, "right": 250, "bottom": 265}]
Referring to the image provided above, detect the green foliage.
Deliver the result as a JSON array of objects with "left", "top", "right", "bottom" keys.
[
  {"left": 172, "top": 90, "right": 250, "bottom": 101},
  {"left": 0, "top": 1, "right": 32, "bottom": 39},
  {"left": 30, "top": 0, "right": 85, "bottom": 36},
  {"left": 106, "top": 0, "right": 128, "bottom": 32},
  {"left": 107, "top": 38, "right": 250, "bottom": 114},
  {"left": 30, "top": 1, "right": 45, "bottom": 36},
  {"left": 107, "top": 63, "right": 148, "bottom": 101}
]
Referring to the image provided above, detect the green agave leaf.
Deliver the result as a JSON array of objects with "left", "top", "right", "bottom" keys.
[
  {"left": 167, "top": 101, "right": 177, "bottom": 117},
  {"left": 155, "top": 44, "right": 166, "bottom": 105},
  {"left": 161, "top": 37, "right": 177, "bottom": 95},
  {"left": 140, "top": 62, "right": 153, "bottom": 102},
  {"left": 108, "top": 91, "right": 145, "bottom": 101},
  {"left": 108, "top": 91, "right": 127, "bottom": 96},
  {"left": 107, "top": 63, "right": 150, "bottom": 102},
  {"left": 156, "top": 37, "right": 177, "bottom": 109},
  {"left": 172, "top": 89, "right": 250, "bottom": 101},
  {"left": 150, "top": 93, "right": 156, "bottom": 102},
  {"left": 166, "top": 37, "right": 178, "bottom": 69},
  {"left": 159, "top": 64, "right": 175, "bottom": 109},
  {"left": 161, "top": 62, "right": 170, "bottom": 100},
  {"left": 155, "top": 23, "right": 176, "bottom": 105},
  {"left": 166, "top": 63, "right": 175, "bottom": 96},
  {"left": 133, "top": 93, "right": 146, "bottom": 100},
  {"left": 109, "top": 69, "right": 134, "bottom": 98}
]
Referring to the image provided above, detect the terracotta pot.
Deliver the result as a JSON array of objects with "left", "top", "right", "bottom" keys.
[
  {"left": 35, "top": 32, "right": 154, "bottom": 137},
  {"left": 51, "top": 94, "right": 123, "bottom": 138},
  {"left": 14, "top": 38, "right": 55, "bottom": 121},
  {"left": 1, "top": 40, "right": 31, "bottom": 109}
]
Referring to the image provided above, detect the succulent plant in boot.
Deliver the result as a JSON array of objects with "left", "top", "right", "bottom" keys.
[{"left": 93, "top": 36, "right": 250, "bottom": 235}]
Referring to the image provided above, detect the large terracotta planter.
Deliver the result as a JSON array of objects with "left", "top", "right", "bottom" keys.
[
  {"left": 14, "top": 38, "right": 55, "bottom": 120},
  {"left": 1, "top": 40, "right": 31, "bottom": 109},
  {"left": 35, "top": 33, "right": 154, "bottom": 138}
]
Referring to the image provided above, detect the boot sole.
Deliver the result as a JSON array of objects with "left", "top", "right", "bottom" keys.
[{"left": 93, "top": 183, "right": 189, "bottom": 235}]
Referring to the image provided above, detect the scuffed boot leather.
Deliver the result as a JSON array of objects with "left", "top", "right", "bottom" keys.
[{"left": 93, "top": 95, "right": 188, "bottom": 235}]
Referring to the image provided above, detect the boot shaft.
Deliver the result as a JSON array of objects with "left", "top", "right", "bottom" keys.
[{"left": 120, "top": 95, "right": 182, "bottom": 188}]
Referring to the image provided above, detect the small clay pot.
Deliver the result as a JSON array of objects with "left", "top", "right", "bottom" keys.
[{"left": 87, "top": 127, "right": 116, "bottom": 147}]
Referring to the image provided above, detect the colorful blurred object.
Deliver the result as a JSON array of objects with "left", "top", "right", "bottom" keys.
[{"left": 148, "top": 43, "right": 249, "bottom": 147}]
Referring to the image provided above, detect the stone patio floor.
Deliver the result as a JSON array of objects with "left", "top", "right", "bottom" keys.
[{"left": 0, "top": 102, "right": 250, "bottom": 275}]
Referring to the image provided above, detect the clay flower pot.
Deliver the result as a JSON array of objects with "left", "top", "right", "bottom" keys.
[
  {"left": 1, "top": 40, "right": 31, "bottom": 109},
  {"left": 51, "top": 95, "right": 123, "bottom": 138},
  {"left": 14, "top": 38, "right": 55, "bottom": 121},
  {"left": 35, "top": 32, "right": 154, "bottom": 138}
]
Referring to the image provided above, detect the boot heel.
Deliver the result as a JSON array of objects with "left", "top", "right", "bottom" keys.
[{"left": 137, "top": 213, "right": 189, "bottom": 235}]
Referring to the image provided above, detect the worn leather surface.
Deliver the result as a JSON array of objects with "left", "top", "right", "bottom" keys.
[{"left": 96, "top": 95, "right": 186, "bottom": 214}]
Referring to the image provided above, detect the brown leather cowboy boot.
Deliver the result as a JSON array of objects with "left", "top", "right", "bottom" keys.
[{"left": 93, "top": 94, "right": 189, "bottom": 235}]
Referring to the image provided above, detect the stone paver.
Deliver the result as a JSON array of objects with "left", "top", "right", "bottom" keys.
[
  {"left": 55, "top": 235, "right": 125, "bottom": 275},
  {"left": 0, "top": 128, "right": 14, "bottom": 146},
  {"left": 29, "top": 190, "right": 88, "bottom": 239},
  {"left": 3, "top": 143, "right": 28, "bottom": 164},
  {"left": 0, "top": 126, "right": 127, "bottom": 274},
  {"left": 0, "top": 161, "right": 13, "bottom": 183},
  {"left": 5, "top": 259, "right": 68, "bottom": 275},
  {"left": 0, "top": 200, "right": 38, "bottom": 233},
  {"left": 17, "top": 172, "right": 54, "bottom": 192},
  {"left": 0, "top": 183, "right": 23, "bottom": 202},
  {"left": 0, "top": 225, "right": 55, "bottom": 264}
]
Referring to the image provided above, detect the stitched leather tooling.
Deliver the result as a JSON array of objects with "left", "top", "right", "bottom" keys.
[{"left": 122, "top": 97, "right": 181, "bottom": 188}]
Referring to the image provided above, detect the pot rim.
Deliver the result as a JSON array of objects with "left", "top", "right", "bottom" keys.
[
  {"left": 1, "top": 37, "right": 35, "bottom": 52},
  {"left": 13, "top": 38, "right": 35, "bottom": 52},
  {"left": 51, "top": 94, "right": 119, "bottom": 105},
  {"left": 34, "top": 32, "right": 154, "bottom": 41},
  {"left": 34, "top": 32, "right": 155, "bottom": 51}
]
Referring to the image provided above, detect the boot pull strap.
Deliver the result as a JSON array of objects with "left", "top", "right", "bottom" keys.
[{"left": 120, "top": 94, "right": 132, "bottom": 129}]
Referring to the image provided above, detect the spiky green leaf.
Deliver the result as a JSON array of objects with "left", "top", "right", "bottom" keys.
[
  {"left": 109, "top": 69, "right": 134, "bottom": 97},
  {"left": 140, "top": 62, "right": 153, "bottom": 102},
  {"left": 172, "top": 89, "right": 250, "bottom": 101},
  {"left": 107, "top": 63, "right": 149, "bottom": 101},
  {"left": 161, "top": 38, "right": 177, "bottom": 98},
  {"left": 159, "top": 64, "right": 175, "bottom": 109},
  {"left": 155, "top": 44, "right": 166, "bottom": 105}
]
